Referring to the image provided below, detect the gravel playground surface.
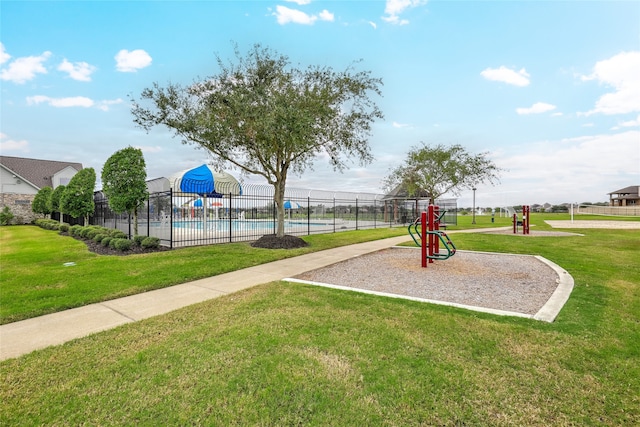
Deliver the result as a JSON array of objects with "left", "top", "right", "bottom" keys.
[{"left": 293, "top": 248, "right": 562, "bottom": 317}]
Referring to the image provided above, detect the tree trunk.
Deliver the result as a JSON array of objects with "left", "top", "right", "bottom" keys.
[
  {"left": 273, "top": 180, "right": 286, "bottom": 238},
  {"left": 133, "top": 209, "right": 139, "bottom": 236}
]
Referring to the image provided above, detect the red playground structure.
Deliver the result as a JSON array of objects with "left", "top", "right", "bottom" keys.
[
  {"left": 408, "top": 205, "right": 456, "bottom": 268},
  {"left": 513, "top": 205, "right": 530, "bottom": 235}
]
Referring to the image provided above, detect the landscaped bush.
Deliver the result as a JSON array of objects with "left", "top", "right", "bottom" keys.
[
  {"left": 35, "top": 219, "right": 60, "bottom": 230},
  {"left": 59, "top": 223, "right": 70, "bottom": 233},
  {"left": 109, "top": 229, "right": 127, "bottom": 239},
  {"left": 140, "top": 236, "right": 160, "bottom": 249},
  {"left": 93, "top": 233, "right": 108, "bottom": 243},
  {"left": 112, "top": 238, "right": 132, "bottom": 251},
  {"left": 69, "top": 225, "right": 83, "bottom": 236},
  {"left": 85, "top": 228, "right": 102, "bottom": 240},
  {"left": 79, "top": 227, "right": 94, "bottom": 238},
  {"left": 133, "top": 235, "right": 146, "bottom": 246},
  {"left": 0, "top": 206, "right": 14, "bottom": 225},
  {"left": 101, "top": 236, "right": 112, "bottom": 247},
  {"left": 109, "top": 238, "right": 118, "bottom": 249}
]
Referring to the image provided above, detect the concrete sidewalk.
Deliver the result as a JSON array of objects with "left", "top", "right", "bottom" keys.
[{"left": 1, "top": 235, "right": 413, "bottom": 361}]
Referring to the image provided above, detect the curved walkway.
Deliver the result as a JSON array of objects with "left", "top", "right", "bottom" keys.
[{"left": 0, "top": 229, "right": 573, "bottom": 361}]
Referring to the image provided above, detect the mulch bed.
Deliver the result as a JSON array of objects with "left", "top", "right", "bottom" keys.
[
  {"left": 64, "top": 233, "right": 172, "bottom": 256},
  {"left": 67, "top": 233, "right": 308, "bottom": 255},
  {"left": 251, "top": 234, "right": 309, "bottom": 249}
]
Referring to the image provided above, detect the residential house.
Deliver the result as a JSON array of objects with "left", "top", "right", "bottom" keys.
[{"left": 0, "top": 156, "right": 83, "bottom": 224}]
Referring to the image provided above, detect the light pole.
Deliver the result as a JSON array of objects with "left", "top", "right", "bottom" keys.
[{"left": 472, "top": 187, "right": 477, "bottom": 224}]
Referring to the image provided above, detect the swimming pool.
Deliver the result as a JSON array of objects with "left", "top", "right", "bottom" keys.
[{"left": 171, "top": 219, "right": 335, "bottom": 231}]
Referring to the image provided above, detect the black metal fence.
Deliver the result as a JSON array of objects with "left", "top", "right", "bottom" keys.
[{"left": 92, "top": 183, "right": 457, "bottom": 248}]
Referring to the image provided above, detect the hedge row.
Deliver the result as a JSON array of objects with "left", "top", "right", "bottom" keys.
[{"left": 34, "top": 221, "right": 161, "bottom": 252}]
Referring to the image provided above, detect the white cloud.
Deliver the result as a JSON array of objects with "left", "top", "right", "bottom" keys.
[
  {"left": 467, "top": 130, "right": 640, "bottom": 206},
  {"left": 392, "top": 121, "right": 410, "bottom": 128},
  {"left": 97, "top": 98, "right": 124, "bottom": 111},
  {"left": 368, "top": 21, "right": 378, "bottom": 29},
  {"left": 136, "top": 145, "right": 163, "bottom": 153},
  {"left": 273, "top": 5, "right": 333, "bottom": 25},
  {"left": 0, "top": 133, "right": 29, "bottom": 153},
  {"left": 274, "top": 5, "right": 316, "bottom": 24},
  {"left": 481, "top": 66, "right": 530, "bottom": 87},
  {"left": 58, "top": 59, "right": 96, "bottom": 82},
  {"left": 580, "top": 51, "right": 640, "bottom": 116},
  {"left": 382, "top": 0, "right": 426, "bottom": 25},
  {"left": 285, "top": 0, "right": 311, "bottom": 4},
  {"left": 619, "top": 114, "right": 640, "bottom": 127},
  {"left": 115, "top": 49, "right": 152, "bottom": 72},
  {"left": 516, "top": 102, "right": 556, "bottom": 115},
  {"left": 26, "top": 95, "right": 123, "bottom": 111},
  {"left": 27, "top": 95, "right": 94, "bottom": 108},
  {"left": 0, "top": 43, "right": 11, "bottom": 64},
  {"left": 318, "top": 10, "right": 334, "bottom": 22},
  {"left": 0, "top": 51, "right": 51, "bottom": 84}
]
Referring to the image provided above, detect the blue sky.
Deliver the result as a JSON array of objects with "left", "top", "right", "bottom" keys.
[{"left": 1, "top": 0, "right": 639, "bottom": 207}]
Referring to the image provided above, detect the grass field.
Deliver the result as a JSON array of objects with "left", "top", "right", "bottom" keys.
[{"left": 1, "top": 214, "right": 639, "bottom": 425}]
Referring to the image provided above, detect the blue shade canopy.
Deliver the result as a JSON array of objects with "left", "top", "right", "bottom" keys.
[
  {"left": 169, "top": 165, "right": 241, "bottom": 197},
  {"left": 284, "top": 200, "right": 301, "bottom": 209}
]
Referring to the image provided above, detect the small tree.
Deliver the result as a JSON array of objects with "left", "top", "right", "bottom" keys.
[
  {"left": 385, "top": 143, "right": 502, "bottom": 204},
  {"left": 101, "top": 147, "right": 148, "bottom": 236},
  {"left": 32, "top": 186, "right": 53, "bottom": 218},
  {"left": 51, "top": 185, "right": 66, "bottom": 223},
  {"left": 61, "top": 168, "right": 96, "bottom": 226},
  {"left": 131, "top": 43, "right": 383, "bottom": 240}
]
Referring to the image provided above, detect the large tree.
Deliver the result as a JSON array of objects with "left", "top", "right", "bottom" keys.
[
  {"left": 32, "top": 186, "right": 53, "bottom": 219},
  {"left": 51, "top": 184, "right": 66, "bottom": 223},
  {"left": 131, "top": 44, "right": 383, "bottom": 239},
  {"left": 101, "top": 147, "right": 148, "bottom": 236},
  {"left": 61, "top": 168, "right": 96, "bottom": 226},
  {"left": 385, "top": 143, "right": 502, "bottom": 204}
]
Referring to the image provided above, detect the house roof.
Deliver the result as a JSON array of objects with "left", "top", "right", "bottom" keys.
[
  {"left": 0, "top": 155, "right": 83, "bottom": 190},
  {"left": 609, "top": 185, "right": 640, "bottom": 195}
]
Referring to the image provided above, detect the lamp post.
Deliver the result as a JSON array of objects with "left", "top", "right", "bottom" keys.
[{"left": 472, "top": 187, "right": 477, "bottom": 224}]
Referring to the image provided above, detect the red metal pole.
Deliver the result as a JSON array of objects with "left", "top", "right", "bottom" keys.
[
  {"left": 523, "top": 205, "right": 530, "bottom": 235},
  {"left": 428, "top": 205, "right": 435, "bottom": 264},
  {"left": 434, "top": 205, "right": 440, "bottom": 258},
  {"left": 421, "top": 211, "right": 427, "bottom": 268},
  {"left": 513, "top": 213, "right": 517, "bottom": 234}
]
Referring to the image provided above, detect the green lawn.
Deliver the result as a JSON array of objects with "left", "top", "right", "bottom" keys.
[
  {"left": 1, "top": 214, "right": 639, "bottom": 425},
  {"left": 0, "top": 225, "right": 406, "bottom": 324}
]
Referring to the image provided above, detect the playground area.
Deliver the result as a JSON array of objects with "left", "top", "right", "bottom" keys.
[
  {"left": 292, "top": 247, "right": 570, "bottom": 321},
  {"left": 292, "top": 205, "right": 574, "bottom": 322}
]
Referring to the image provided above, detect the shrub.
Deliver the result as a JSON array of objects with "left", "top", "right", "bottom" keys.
[
  {"left": 59, "top": 223, "right": 70, "bottom": 233},
  {"left": 70, "top": 225, "right": 83, "bottom": 237},
  {"left": 109, "top": 229, "right": 127, "bottom": 239},
  {"left": 133, "top": 235, "right": 146, "bottom": 246},
  {"left": 85, "top": 228, "right": 102, "bottom": 240},
  {"left": 79, "top": 227, "right": 93, "bottom": 238},
  {"left": 113, "top": 238, "right": 132, "bottom": 251},
  {"left": 101, "top": 236, "right": 113, "bottom": 247},
  {"left": 141, "top": 236, "right": 160, "bottom": 249},
  {"left": 0, "top": 206, "right": 14, "bottom": 225},
  {"left": 93, "top": 233, "right": 108, "bottom": 243},
  {"left": 36, "top": 219, "right": 60, "bottom": 230},
  {"left": 109, "top": 238, "right": 118, "bottom": 249}
]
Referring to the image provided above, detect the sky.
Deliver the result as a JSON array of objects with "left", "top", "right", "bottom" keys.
[{"left": 1, "top": 0, "right": 639, "bottom": 208}]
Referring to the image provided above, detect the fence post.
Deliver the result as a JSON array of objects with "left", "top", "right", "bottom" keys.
[
  {"left": 307, "top": 197, "right": 311, "bottom": 235},
  {"left": 147, "top": 195, "right": 150, "bottom": 237},
  {"left": 229, "top": 192, "right": 233, "bottom": 243},
  {"left": 355, "top": 198, "right": 359, "bottom": 230},
  {"left": 333, "top": 198, "right": 336, "bottom": 233}
]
